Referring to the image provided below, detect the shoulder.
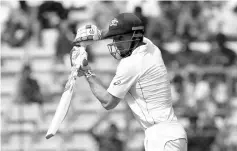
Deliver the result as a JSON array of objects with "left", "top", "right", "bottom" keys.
[
  {"left": 116, "top": 57, "right": 137, "bottom": 76},
  {"left": 143, "top": 37, "right": 162, "bottom": 55},
  {"left": 116, "top": 56, "right": 141, "bottom": 77}
]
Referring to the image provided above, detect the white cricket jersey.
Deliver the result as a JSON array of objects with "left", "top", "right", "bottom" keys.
[{"left": 107, "top": 37, "right": 177, "bottom": 129}]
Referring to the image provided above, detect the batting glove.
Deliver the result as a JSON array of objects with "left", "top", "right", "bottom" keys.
[
  {"left": 72, "top": 25, "right": 102, "bottom": 46},
  {"left": 70, "top": 46, "right": 89, "bottom": 77}
]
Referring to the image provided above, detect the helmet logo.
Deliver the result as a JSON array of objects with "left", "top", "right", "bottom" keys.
[{"left": 110, "top": 18, "right": 118, "bottom": 27}]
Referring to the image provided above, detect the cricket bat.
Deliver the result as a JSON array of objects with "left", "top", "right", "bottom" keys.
[{"left": 46, "top": 46, "right": 88, "bottom": 139}]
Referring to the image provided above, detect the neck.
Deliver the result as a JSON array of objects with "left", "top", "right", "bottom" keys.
[{"left": 136, "top": 41, "right": 146, "bottom": 47}]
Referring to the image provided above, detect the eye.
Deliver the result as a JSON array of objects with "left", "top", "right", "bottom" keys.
[
  {"left": 118, "top": 36, "right": 123, "bottom": 41},
  {"left": 113, "top": 36, "right": 122, "bottom": 42}
]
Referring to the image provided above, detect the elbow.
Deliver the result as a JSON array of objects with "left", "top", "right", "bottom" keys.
[
  {"left": 102, "top": 102, "right": 115, "bottom": 110},
  {"left": 99, "top": 93, "right": 120, "bottom": 110},
  {"left": 103, "top": 103, "right": 114, "bottom": 110}
]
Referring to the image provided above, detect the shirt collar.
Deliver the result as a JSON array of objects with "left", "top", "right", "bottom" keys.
[{"left": 131, "top": 37, "right": 151, "bottom": 55}]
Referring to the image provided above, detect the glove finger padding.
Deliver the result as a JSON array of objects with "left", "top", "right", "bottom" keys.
[
  {"left": 70, "top": 46, "right": 89, "bottom": 77},
  {"left": 73, "top": 25, "right": 101, "bottom": 46},
  {"left": 70, "top": 47, "right": 88, "bottom": 67},
  {"left": 70, "top": 47, "right": 78, "bottom": 67}
]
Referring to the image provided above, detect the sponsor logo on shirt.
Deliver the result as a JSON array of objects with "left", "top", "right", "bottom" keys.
[{"left": 114, "top": 80, "right": 121, "bottom": 85}]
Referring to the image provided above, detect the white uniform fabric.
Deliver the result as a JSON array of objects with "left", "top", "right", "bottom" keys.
[
  {"left": 107, "top": 37, "right": 187, "bottom": 150},
  {"left": 144, "top": 121, "right": 187, "bottom": 151},
  {"left": 164, "top": 138, "right": 187, "bottom": 151}
]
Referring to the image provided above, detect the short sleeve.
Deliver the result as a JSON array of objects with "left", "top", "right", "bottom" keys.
[{"left": 107, "top": 60, "right": 139, "bottom": 99}]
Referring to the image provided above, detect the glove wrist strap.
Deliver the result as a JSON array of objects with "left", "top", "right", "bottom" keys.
[{"left": 84, "top": 70, "right": 96, "bottom": 78}]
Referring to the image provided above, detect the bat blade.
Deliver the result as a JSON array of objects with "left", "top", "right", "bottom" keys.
[
  {"left": 45, "top": 82, "right": 74, "bottom": 139},
  {"left": 46, "top": 46, "right": 87, "bottom": 140}
]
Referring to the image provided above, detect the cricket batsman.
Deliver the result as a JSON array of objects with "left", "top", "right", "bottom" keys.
[{"left": 73, "top": 13, "right": 187, "bottom": 151}]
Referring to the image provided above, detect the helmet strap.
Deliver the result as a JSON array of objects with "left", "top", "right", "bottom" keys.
[{"left": 124, "top": 29, "right": 143, "bottom": 57}]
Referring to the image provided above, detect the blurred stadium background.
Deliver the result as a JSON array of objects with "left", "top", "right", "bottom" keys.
[{"left": 1, "top": 0, "right": 237, "bottom": 151}]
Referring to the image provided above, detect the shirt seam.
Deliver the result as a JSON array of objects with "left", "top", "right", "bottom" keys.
[
  {"left": 138, "top": 80, "right": 156, "bottom": 125},
  {"left": 128, "top": 91, "right": 151, "bottom": 125}
]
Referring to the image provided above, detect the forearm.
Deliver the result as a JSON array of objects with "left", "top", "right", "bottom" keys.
[
  {"left": 85, "top": 75, "right": 111, "bottom": 107},
  {"left": 72, "top": 24, "right": 120, "bottom": 108}
]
